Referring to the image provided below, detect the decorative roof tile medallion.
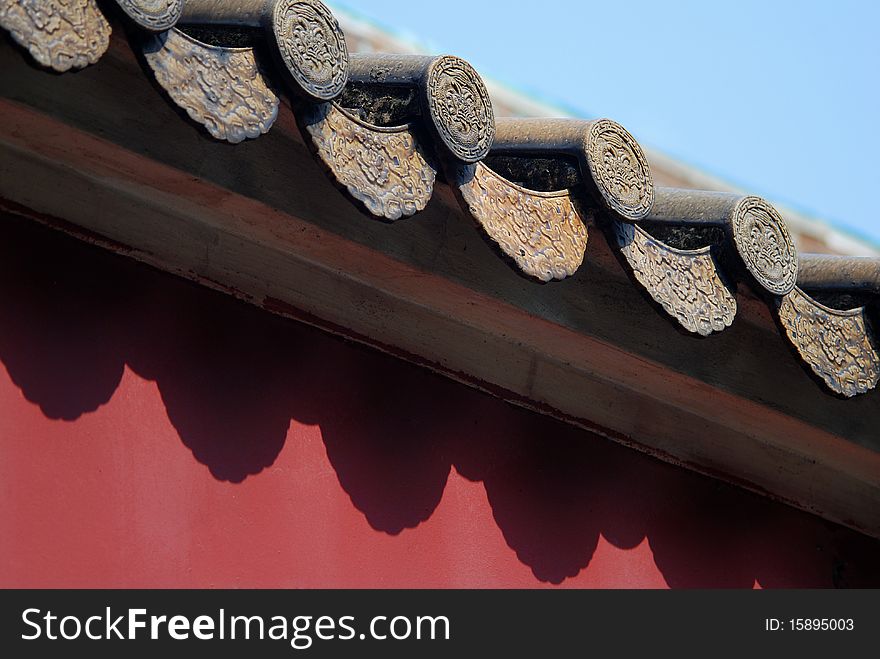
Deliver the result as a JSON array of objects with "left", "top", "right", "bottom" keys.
[
  {"left": 300, "top": 102, "right": 437, "bottom": 221},
  {"left": 778, "top": 287, "right": 880, "bottom": 397},
  {"left": 585, "top": 119, "right": 654, "bottom": 222},
  {"left": 611, "top": 221, "right": 737, "bottom": 336},
  {"left": 115, "top": 0, "right": 182, "bottom": 31},
  {"left": 424, "top": 55, "right": 496, "bottom": 163},
  {"left": 732, "top": 196, "right": 799, "bottom": 296},
  {"left": 0, "top": 0, "right": 110, "bottom": 72},
  {"left": 270, "top": 0, "right": 348, "bottom": 101},
  {"left": 144, "top": 28, "right": 279, "bottom": 144},
  {"left": 456, "top": 163, "right": 588, "bottom": 282}
]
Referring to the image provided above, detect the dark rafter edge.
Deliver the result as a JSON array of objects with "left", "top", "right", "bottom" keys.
[{"left": 0, "top": 0, "right": 877, "bottom": 397}]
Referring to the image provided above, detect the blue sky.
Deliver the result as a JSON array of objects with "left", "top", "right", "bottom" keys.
[{"left": 329, "top": 0, "right": 879, "bottom": 246}]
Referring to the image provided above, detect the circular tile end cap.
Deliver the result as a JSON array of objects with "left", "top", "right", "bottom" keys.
[
  {"left": 424, "top": 55, "right": 496, "bottom": 163},
  {"left": 584, "top": 119, "right": 654, "bottom": 222},
  {"left": 116, "top": 0, "right": 183, "bottom": 32},
  {"left": 732, "top": 196, "right": 799, "bottom": 296},
  {"left": 270, "top": 0, "right": 349, "bottom": 101}
]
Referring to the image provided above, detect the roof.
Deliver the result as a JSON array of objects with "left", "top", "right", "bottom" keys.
[{"left": 1, "top": 0, "right": 878, "bottom": 536}]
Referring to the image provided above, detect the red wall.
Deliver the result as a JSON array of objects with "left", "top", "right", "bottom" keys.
[{"left": 1, "top": 215, "right": 878, "bottom": 588}]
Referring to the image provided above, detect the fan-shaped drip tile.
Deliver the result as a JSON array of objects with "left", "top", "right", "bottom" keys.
[
  {"left": 0, "top": 0, "right": 110, "bottom": 72},
  {"left": 454, "top": 162, "right": 588, "bottom": 282},
  {"left": 298, "top": 102, "right": 437, "bottom": 221},
  {"left": 143, "top": 28, "right": 279, "bottom": 144},
  {"left": 610, "top": 221, "right": 736, "bottom": 336},
  {"left": 777, "top": 287, "right": 879, "bottom": 397}
]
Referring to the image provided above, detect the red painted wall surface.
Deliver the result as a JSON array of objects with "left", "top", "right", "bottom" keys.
[{"left": 1, "top": 215, "right": 878, "bottom": 588}]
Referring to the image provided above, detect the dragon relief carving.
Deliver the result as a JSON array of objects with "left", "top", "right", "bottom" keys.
[
  {"left": 143, "top": 29, "right": 279, "bottom": 144},
  {"left": 300, "top": 103, "right": 437, "bottom": 221},
  {"left": 777, "top": 288, "right": 879, "bottom": 397},
  {"left": 611, "top": 221, "right": 737, "bottom": 336},
  {"left": 456, "top": 163, "right": 588, "bottom": 282},
  {"left": 0, "top": 0, "right": 110, "bottom": 72}
]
